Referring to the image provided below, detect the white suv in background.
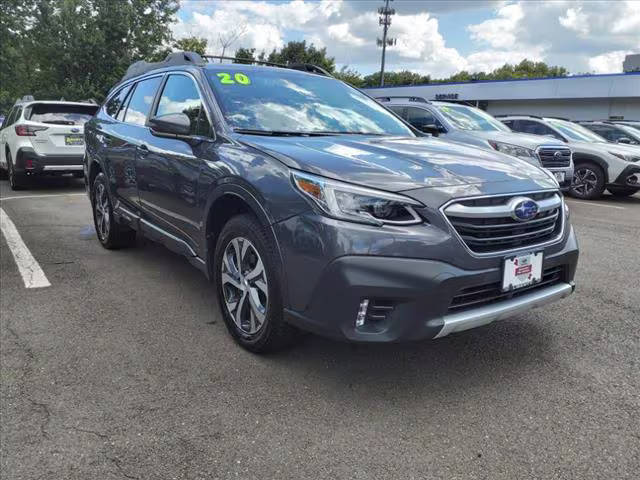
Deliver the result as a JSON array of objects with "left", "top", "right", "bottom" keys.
[
  {"left": 499, "top": 115, "right": 640, "bottom": 199},
  {"left": 0, "top": 96, "right": 98, "bottom": 190}
]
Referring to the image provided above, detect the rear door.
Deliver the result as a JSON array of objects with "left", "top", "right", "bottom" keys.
[
  {"left": 0, "top": 107, "right": 17, "bottom": 167},
  {"left": 24, "top": 103, "right": 98, "bottom": 157},
  {"left": 136, "top": 73, "right": 213, "bottom": 254}
]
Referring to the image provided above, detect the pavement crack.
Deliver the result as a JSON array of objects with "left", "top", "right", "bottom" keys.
[
  {"left": 107, "top": 457, "right": 140, "bottom": 480},
  {"left": 67, "top": 426, "right": 109, "bottom": 439}
]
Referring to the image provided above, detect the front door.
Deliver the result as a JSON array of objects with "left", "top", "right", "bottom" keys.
[{"left": 136, "top": 73, "right": 214, "bottom": 255}]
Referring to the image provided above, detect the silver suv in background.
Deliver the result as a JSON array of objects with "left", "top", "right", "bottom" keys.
[
  {"left": 377, "top": 97, "right": 573, "bottom": 190},
  {"left": 499, "top": 115, "right": 640, "bottom": 199}
]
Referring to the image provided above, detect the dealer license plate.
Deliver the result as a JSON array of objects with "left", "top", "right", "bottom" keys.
[
  {"left": 502, "top": 252, "right": 543, "bottom": 292},
  {"left": 65, "top": 134, "right": 84, "bottom": 146},
  {"left": 553, "top": 171, "right": 565, "bottom": 183}
]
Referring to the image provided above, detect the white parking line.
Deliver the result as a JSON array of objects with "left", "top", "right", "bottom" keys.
[
  {"left": 0, "top": 193, "right": 86, "bottom": 202},
  {"left": 565, "top": 199, "right": 625, "bottom": 210},
  {"left": 0, "top": 207, "right": 51, "bottom": 288}
]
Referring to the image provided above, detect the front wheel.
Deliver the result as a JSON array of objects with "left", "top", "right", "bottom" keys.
[
  {"left": 608, "top": 186, "right": 638, "bottom": 197},
  {"left": 214, "top": 214, "right": 298, "bottom": 353},
  {"left": 91, "top": 172, "right": 136, "bottom": 249},
  {"left": 569, "top": 163, "right": 606, "bottom": 200}
]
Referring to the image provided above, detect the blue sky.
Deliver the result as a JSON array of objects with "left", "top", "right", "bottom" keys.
[{"left": 174, "top": 1, "right": 640, "bottom": 77}]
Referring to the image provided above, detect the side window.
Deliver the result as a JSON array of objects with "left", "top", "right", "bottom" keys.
[
  {"left": 105, "top": 85, "right": 132, "bottom": 119},
  {"left": 1, "top": 108, "right": 15, "bottom": 129},
  {"left": 155, "top": 74, "right": 211, "bottom": 136},
  {"left": 124, "top": 76, "right": 162, "bottom": 126},
  {"left": 405, "top": 107, "right": 435, "bottom": 128},
  {"left": 387, "top": 106, "right": 406, "bottom": 119},
  {"left": 501, "top": 119, "right": 515, "bottom": 128},
  {"left": 11, "top": 107, "right": 23, "bottom": 125},
  {"left": 517, "top": 120, "right": 562, "bottom": 140}
]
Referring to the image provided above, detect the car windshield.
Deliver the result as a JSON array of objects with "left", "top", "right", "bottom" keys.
[
  {"left": 547, "top": 119, "right": 607, "bottom": 143},
  {"left": 27, "top": 103, "right": 98, "bottom": 125},
  {"left": 435, "top": 104, "right": 510, "bottom": 132},
  {"left": 206, "top": 68, "right": 414, "bottom": 136}
]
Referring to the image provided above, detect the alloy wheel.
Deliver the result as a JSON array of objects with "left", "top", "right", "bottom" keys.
[
  {"left": 572, "top": 167, "right": 598, "bottom": 196},
  {"left": 221, "top": 237, "right": 268, "bottom": 335},
  {"left": 94, "top": 183, "right": 111, "bottom": 241}
]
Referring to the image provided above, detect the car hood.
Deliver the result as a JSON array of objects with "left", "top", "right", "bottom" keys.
[
  {"left": 467, "top": 130, "right": 566, "bottom": 150},
  {"left": 568, "top": 140, "right": 640, "bottom": 157},
  {"left": 239, "top": 134, "right": 556, "bottom": 192}
]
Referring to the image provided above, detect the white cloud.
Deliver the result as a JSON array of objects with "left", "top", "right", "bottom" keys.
[
  {"left": 589, "top": 50, "right": 634, "bottom": 73},
  {"left": 467, "top": 3, "right": 524, "bottom": 49},
  {"left": 559, "top": 7, "right": 589, "bottom": 35}
]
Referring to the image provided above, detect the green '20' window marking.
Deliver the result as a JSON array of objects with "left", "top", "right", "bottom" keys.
[{"left": 216, "top": 72, "right": 251, "bottom": 85}]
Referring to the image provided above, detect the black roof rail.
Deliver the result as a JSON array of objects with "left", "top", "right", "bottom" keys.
[
  {"left": 494, "top": 114, "right": 543, "bottom": 119},
  {"left": 120, "top": 51, "right": 205, "bottom": 82},
  {"left": 375, "top": 96, "right": 430, "bottom": 104},
  {"left": 202, "top": 55, "right": 333, "bottom": 77}
]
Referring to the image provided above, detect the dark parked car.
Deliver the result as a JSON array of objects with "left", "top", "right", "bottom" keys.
[
  {"left": 578, "top": 121, "right": 640, "bottom": 145},
  {"left": 84, "top": 52, "right": 578, "bottom": 352}
]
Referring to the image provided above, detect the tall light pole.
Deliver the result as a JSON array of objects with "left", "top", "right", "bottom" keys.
[{"left": 377, "top": 0, "right": 396, "bottom": 87}]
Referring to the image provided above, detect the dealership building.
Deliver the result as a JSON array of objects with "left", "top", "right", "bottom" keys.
[{"left": 363, "top": 71, "right": 640, "bottom": 121}]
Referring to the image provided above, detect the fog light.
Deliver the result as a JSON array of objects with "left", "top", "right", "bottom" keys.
[
  {"left": 627, "top": 173, "right": 639, "bottom": 185},
  {"left": 356, "top": 299, "right": 369, "bottom": 327}
]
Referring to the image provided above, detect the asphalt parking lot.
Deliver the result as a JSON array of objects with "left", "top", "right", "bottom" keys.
[{"left": 1, "top": 177, "right": 639, "bottom": 480}]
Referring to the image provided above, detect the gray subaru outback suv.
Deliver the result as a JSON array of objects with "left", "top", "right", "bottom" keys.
[{"left": 84, "top": 52, "right": 578, "bottom": 352}]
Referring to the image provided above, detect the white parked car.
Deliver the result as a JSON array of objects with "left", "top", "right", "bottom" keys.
[
  {"left": 0, "top": 96, "right": 98, "bottom": 190},
  {"left": 499, "top": 115, "right": 640, "bottom": 199}
]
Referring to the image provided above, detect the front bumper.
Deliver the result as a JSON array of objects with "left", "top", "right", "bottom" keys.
[
  {"left": 282, "top": 224, "right": 579, "bottom": 342},
  {"left": 610, "top": 164, "right": 640, "bottom": 189},
  {"left": 548, "top": 166, "right": 573, "bottom": 191},
  {"left": 15, "top": 147, "right": 83, "bottom": 175}
]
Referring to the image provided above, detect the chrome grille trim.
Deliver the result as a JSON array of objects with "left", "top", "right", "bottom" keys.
[
  {"left": 444, "top": 193, "right": 561, "bottom": 218},
  {"left": 536, "top": 145, "right": 572, "bottom": 169},
  {"left": 440, "top": 190, "right": 565, "bottom": 257}
]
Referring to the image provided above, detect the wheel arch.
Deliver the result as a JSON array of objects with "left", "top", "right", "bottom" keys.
[
  {"left": 572, "top": 153, "right": 609, "bottom": 184},
  {"left": 202, "top": 183, "right": 287, "bottom": 300}
]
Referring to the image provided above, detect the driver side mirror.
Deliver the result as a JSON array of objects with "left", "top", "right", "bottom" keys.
[
  {"left": 617, "top": 137, "right": 632, "bottom": 144},
  {"left": 149, "top": 113, "right": 191, "bottom": 138},
  {"left": 418, "top": 123, "right": 441, "bottom": 137}
]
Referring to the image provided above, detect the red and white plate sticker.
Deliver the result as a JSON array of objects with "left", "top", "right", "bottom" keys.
[{"left": 502, "top": 252, "right": 543, "bottom": 292}]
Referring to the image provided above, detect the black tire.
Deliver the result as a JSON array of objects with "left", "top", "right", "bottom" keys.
[
  {"left": 569, "top": 162, "right": 606, "bottom": 200},
  {"left": 6, "top": 151, "right": 26, "bottom": 190},
  {"left": 214, "top": 214, "right": 298, "bottom": 353},
  {"left": 607, "top": 186, "right": 638, "bottom": 197},
  {"left": 91, "top": 172, "right": 136, "bottom": 249}
]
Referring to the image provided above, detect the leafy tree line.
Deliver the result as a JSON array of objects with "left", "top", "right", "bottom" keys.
[{"left": 0, "top": 1, "right": 569, "bottom": 113}]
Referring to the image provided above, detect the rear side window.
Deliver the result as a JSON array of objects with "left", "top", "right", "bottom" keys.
[
  {"left": 515, "top": 120, "right": 562, "bottom": 140},
  {"left": 105, "top": 85, "right": 132, "bottom": 119},
  {"left": 2, "top": 107, "right": 16, "bottom": 128},
  {"left": 155, "top": 74, "right": 211, "bottom": 136},
  {"left": 387, "top": 106, "right": 406, "bottom": 118},
  {"left": 405, "top": 107, "right": 442, "bottom": 129},
  {"left": 27, "top": 104, "right": 98, "bottom": 125},
  {"left": 124, "top": 76, "right": 162, "bottom": 126}
]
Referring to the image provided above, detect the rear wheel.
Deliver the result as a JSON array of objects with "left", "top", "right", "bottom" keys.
[
  {"left": 214, "top": 214, "right": 298, "bottom": 353},
  {"left": 92, "top": 172, "right": 136, "bottom": 249},
  {"left": 570, "top": 163, "right": 606, "bottom": 200},
  {"left": 7, "top": 151, "right": 26, "bottom": 190},
  {"left": 608, "top": 186, "right": 638, "bottom": 197}
]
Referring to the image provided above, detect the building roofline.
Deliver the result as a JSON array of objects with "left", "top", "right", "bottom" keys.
[{"left": 361, "top": 71, "right": 640, "bottom": 90}]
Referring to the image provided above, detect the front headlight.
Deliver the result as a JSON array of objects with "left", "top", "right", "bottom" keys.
[
  {"left": 488, "top": 141, "right": 538, "bottom": 161},
  {"left": 292, "top": 171, "right": 424, "bottom": 226},
  {"left": 609, "top": 151, "right": 639, "bottom": 162}
]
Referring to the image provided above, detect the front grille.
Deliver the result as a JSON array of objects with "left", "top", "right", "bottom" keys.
[
  {"left": 537, "top": 147, "right": 571, "bottom": 168},
  {"left": 448, "top": 266, "right": 563, "bottom": 313},
  {"left": 443, "top": 192, "right": 564, "bottom": 254}
]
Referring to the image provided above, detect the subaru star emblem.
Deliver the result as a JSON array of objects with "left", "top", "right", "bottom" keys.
[
  {"left": 510, "top": 197, "right": 539, "bottom": 221},
  {"left": 554, "top": 151, "right": 563, "bottom": 159},
  {"left": 71, "top": 127, "right": 80, "bottom": 133}
]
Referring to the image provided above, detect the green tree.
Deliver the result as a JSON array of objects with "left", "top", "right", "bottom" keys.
[
  {"left": 266, "top": 41, "right": 335, "bottom": 73},
  {"left": 361, "top": 70, "right": 431, "bottom": 87},
  {"left": 0, "top": 0, "right": 179, "bottom": 111},
  {"left": 173, "top": 36, "right": 208, "bottom": 56},
  {"left": 334, "top": 66, "right": 364, "bottom": 87}
]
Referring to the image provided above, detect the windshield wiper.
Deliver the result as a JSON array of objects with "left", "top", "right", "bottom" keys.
[
  {"left": 234, "top": 128, "right": 330, "bottom": 137},
  {"left": 233, "top": 128, "right": 386, "bottom": 137},
  {"left": 42, "top": 120, "right": 75, "bottom": 125}
]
